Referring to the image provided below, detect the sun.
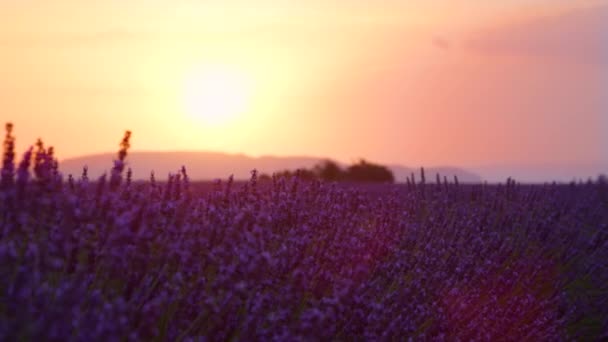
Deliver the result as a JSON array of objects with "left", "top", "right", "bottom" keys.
[{"left": 182, "top": 66, "right": 252, "bottom": 125}]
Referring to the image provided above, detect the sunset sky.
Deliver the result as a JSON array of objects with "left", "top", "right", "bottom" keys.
[{"left": 1, "top": 0, "right": 607, "bottom": 181}]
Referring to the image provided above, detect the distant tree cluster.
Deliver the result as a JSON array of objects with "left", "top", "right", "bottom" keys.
[{"left": 262, "top": 159, "right": 394, "bottom": 183}]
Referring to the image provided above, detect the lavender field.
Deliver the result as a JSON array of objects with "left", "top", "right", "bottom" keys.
[{"left": 1, "top": 127, "right": 607, "bottom": 341}]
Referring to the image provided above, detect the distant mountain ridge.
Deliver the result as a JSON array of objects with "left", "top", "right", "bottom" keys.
[{"left": 59, "top": 151, "right": 483, "bottom": 183}]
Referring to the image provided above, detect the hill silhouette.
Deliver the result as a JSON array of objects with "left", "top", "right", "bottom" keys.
[{"left": 59, "top": 151, "right": 483, "bottom": 183}]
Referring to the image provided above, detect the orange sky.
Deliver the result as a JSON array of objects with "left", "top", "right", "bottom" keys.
[{"left": 1, "top": 0, "right": 606, "bottom": 174}]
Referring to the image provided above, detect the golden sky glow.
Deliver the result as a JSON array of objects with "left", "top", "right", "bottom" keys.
[{"left": 1, "top": 0, "right": 606, "bottom": 176}]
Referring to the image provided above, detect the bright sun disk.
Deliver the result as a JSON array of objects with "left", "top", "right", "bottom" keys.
[{"left": 183, "top": 66, "right": 252, "bottom": 125}]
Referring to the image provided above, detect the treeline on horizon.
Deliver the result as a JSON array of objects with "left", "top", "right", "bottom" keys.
[
  {"left": 260, "top": 159, "right": 395, "bottom": 183},
  {"left": 262, "top": 160, "right": 474, "bottom": 189},
  {"left": 4, "top": 122, "right": 607, "bottom": 186}
]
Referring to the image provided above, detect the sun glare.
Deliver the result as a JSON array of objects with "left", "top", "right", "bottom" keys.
[{"left": 183, "top": 66, "right": 252, "bottom": 125}]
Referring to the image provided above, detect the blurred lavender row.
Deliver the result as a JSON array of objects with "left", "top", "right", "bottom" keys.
[{"left": 1, "top": 123, "right": 607, "bottom": 341}]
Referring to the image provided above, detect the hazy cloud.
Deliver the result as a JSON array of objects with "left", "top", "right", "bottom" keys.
[
  {"left": 467, "top": 5, "right": 608, "bottom": 64},
  {"left": 0, "top": 28, "right": 152, "bottom": 48},
  {"left": 62, "top": 29, "right": 151, "bottom": 45},
  {"left": 432, "top": 36, "right": 451, "bottom": 50}
]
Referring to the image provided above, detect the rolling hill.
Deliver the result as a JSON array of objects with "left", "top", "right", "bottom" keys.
[{"left": 59, "top": 151, "right": 483, "bottom": 183}]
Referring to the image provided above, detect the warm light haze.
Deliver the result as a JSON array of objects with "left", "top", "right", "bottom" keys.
[{"left": 1, "top": 0, "right": 607, "bottom": 182}]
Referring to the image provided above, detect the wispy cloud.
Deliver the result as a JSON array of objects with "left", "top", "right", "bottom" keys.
[
  {"left": 466, "top": 5, "right": 608, "bottom": 64},
  {"left": 0, "top": 28, "right": 152, "bottom": 48},
  {"left": 432, "top": 36, "right": 451, "bottom": 51}
]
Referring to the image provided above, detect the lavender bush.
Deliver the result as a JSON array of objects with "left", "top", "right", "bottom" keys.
[{"left": 1, "top": 124, "right": 607, "bottom": 341}]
